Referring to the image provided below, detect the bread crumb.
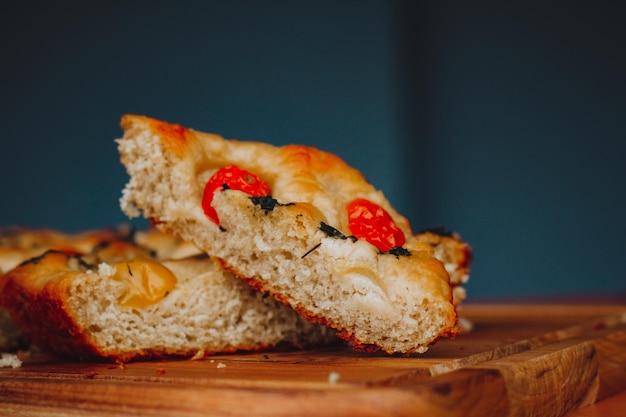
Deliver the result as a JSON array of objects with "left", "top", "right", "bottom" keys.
[
  {"left": 0, "top": 353, "right": 23, "bottom": 368},
  {"left": 190, "top": 350, "right": 205, "bottom": 360},
  {"left": 97, "top": 263, "right": 116, "bottom": 279},
  {"left": 457, "top": 316, "right": 474, "bottom": 333},
  {"left": 328, "top": 371, "right": 340, "bottom": 384},
  {"left": 216, "top": 362, "right": 226, "bottom": 369}
]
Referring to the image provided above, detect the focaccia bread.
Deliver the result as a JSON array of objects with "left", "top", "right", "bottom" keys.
[
  {"left": 118, "top": 115, "right": 471, "bottom": 354},
  {"left": 0, "top": 231, "right": 336, "bottom": 362},
  {"left": 414, "top": 228, "right": 472, "bottom": 307},
  {"left": 0, "top": 226, "right": 133, "bottom": 352}
]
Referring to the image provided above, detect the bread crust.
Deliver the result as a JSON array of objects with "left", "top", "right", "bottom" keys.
[
  {"left": 0, "top": 254, "right": 98, "bottom": 358},
  {"left": 118, "top": 115, "right": 469, "bottom": 354},
  {"left": 0, "top": 226, "right": 136, "bottom": 352}
]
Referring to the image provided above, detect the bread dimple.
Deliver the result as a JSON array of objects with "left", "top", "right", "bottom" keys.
[{"left": 118, "top": 115, "right": 467, "bottom": 354}]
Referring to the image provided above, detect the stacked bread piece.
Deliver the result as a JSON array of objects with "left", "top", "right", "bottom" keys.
[
  {"left": 0, "top": 227, "right": 336, "bottom": 361},
  {"left": 117, "top": 115, "right": 472, "bottom": 354}
]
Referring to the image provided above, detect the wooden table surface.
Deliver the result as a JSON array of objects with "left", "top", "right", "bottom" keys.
[
  {"left": 1, "top": 300, "right": 625, "bottom": 416},
  {"left": 565, "top": 389, "right": 626, "bottom": 417},
  {"left": 538, "top": 297, "right": 626, "bottom": 417}
]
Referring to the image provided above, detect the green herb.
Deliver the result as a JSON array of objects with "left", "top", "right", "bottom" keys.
[
  {"left": 386, "top": 246, "right": 412, "bottom": 258},
  {"left": 249, "top": 195, "right": 294, "bottom": 214}
]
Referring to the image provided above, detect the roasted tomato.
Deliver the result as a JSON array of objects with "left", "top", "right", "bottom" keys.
[
  {"left": 202, "top": 165, "right": 271, "bottom": 225},
  {"left": 347, "top": 198, "right": 406, "bottom": 253}
]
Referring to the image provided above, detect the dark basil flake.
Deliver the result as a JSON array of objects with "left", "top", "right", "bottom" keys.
[
  {"left": 318, "top": 222, "right": 358, "bottom": 243},
  {"left": 386, "top": 246, "right": 412, "bottom": 258},
  {"left": 249, "top": 195, "right": 294, "bottom": 214},
  {"left": 319, "top": 222, "right": 345, "bottom": 238},
  {"left": 301, "top": 242, "right": 322, "bottom": 259},
  {"left": 250, "top": 195, "right": 278, "bottom": 212}
]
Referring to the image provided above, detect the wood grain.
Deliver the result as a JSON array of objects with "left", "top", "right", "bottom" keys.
[
  {"left": 1, "top": 302, "right": 625, "bottom": 417},
  {"left": 566, "top": 389, "right": 626, "bottom": 417}
]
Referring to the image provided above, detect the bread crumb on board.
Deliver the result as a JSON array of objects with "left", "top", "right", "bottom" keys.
[
  {"left": 216, "top": 362, "right": 226, "bottom": 369},
  {"left": 190, "top": 350, "right": 206, "bottom": 361},
  {"left": 0, "top": 353, "right": 22, "bottom": 368},
  {"left": 328, "top": 371, "right": 341, "bottom": 384},
  {"left": 457, "top": 316, "right": 474, "bottom": 333}
]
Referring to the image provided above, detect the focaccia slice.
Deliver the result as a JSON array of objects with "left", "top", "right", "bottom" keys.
[
  {"left": 0, "top": 230, "right": 336, "bottom": 362},
  {"left": 118, "top": 115, "right": 470, "bottom": 354},
  {"left": 414, "top": 228, "right": 472, "bottom": 307}
]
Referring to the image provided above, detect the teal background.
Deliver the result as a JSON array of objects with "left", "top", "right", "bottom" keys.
[{"left": 2, "top": 1, "right": 625, "bottom": 300}]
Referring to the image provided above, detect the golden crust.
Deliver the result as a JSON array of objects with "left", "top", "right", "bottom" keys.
[
  {"left": 118, "top": 115, "right": 471, "bottom": 354},
  {"left": 0, "top": 252, "right": 96, "bottom": 358}
]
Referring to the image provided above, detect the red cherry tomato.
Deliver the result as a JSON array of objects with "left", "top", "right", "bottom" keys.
[
  {"left": 202, "top": 165, "right": 271, "bottom": 225},
  {"left": 347, "top": 198, "right": 406, "bottom": 253}
]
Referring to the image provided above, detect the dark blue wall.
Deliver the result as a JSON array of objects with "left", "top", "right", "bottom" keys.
[
  {"left": 2, "top": 1, "right": 624, "bottom": 299},
  {"left": 392, "top": 2, "right": 626, "bottom": 298}
]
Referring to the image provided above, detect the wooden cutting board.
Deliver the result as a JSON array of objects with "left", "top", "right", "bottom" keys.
[{"left": 1, "top": 302, "right": 625, "bottom": 417}]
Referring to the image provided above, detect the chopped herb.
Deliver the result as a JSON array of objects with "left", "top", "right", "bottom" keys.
[
  {"left": 24, "top": 250, "right": 94, "bottom": 271},
  {"left": 301, "top": 242, "right": 322, "bottom": 259},
  {"left": 319, "top": 222, "right": 357, "bottom": 242},
  {"left": 319, "top": 222, "right": 344, "bottom": 238},
  {"left": 250, "top": 195, "right": 278, "bottom": 212},
  {"left": 249, "top": 195, "right": 293, "bottom": 214},
  {"left": 386, "top": 246, "right": 412, "bottom": 258}
]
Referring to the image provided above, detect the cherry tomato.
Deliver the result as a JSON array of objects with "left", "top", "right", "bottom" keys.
[
  {"left": 347, "top": 198, "right": 406, "bottom": 253},
  {"left": 202, "top": 165, "right": 271, "bottom": 225}
]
